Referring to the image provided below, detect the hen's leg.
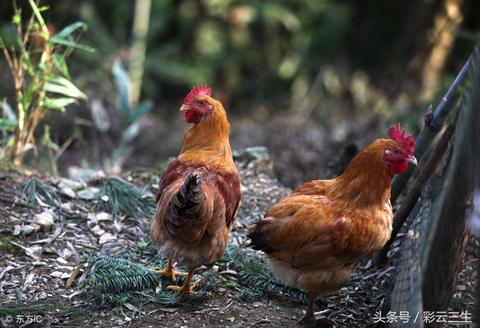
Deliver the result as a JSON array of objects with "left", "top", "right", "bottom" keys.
[
  {"left": 167, "top": 269, "right": 202, "bottom": 294},
  {"left": 152, "top": 258, "right": 187, "bottom": 282},
  {"left": 298, "top": 293, "right": 316, "bottom": 323}
]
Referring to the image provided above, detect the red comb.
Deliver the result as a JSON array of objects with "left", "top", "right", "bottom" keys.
[
  {"left": 183, "top": 84, "right": 212, "bottom": 105},
  {"left": 388, "top": 124, "right": 415, "bottom": 155}
]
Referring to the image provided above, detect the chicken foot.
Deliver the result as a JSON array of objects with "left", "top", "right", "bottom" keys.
[
  {"left": 299, "top": 293, "right": 316, "bottom": 323},
  {"left": 152, "top": 258, "right": 187, "bottom": 282},
  {"left": 167, "top": 269, "right": 202, "bottom": 294},
  {"left": 299, "top": 294, "right": 334, "bottom": 327}
]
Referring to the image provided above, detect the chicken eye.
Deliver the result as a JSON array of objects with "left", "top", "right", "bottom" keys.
[
  {"left": 197, "top": 100, "right": 205, "bottom": 106},
  {"left": 394, "top": 149, "right": 400, "bottom": 154}
]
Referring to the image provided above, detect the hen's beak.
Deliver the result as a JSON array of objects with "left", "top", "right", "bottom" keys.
[
  {"left": 180, "top": 104, "right": 189, "bottom": 112},
  {"left": 407, "top": 155, "right": 417, "bottom": 166}
]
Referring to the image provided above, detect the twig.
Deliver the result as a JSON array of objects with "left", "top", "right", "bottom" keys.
[
  {"left": 375, "top": 112, "right": 458, "bottom": 265},
  {"left": 0, "top": 195, "right": 35, "bottom": 209},
  {"left": 391, "top": 55, "right": 472, "bottom": 202}
]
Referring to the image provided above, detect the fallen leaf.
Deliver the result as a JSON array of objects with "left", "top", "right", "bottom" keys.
[
  {"left": 13, "top": 225, "right": 22, "bottom": 236},
  {"left": 50, "top": 271, "right": 64, "bottom": 278},
  {"left": 65, "top": 266, "right": 80, "bottom": 289},
  {"left": 99, "top": 233, "right": 116, "bottom": 245}
]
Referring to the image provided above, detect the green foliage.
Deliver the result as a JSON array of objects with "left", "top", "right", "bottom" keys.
[
  {"left": 0, "top": 0, "right": 91, "bottom": 165},
  {"left": 73, "top": 0, "right": 351, "bottom": 109},
  {"left": 84, "top": 252, "right": 218, "bottom": 307},
  {"left": 83, "top": 241, "right": 313, "bottom": 308},
  {"left": 85, "top": 254, "right": 161, "bottom": 294},
  {"left": 20, "top": 176, "right": 60, "bottom": 208},
  {"left": 222, "top": 245, "right": 308, "bottom": 304},
  {"left": 111, "top": 59, "right": 152, "bottom": 133},
  {"left": 96, "top": 176, "right": 155, "bottom": 218}
]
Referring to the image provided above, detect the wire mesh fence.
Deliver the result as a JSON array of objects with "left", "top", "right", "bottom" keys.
[{"left": 381, "top": 45, "right": 480, "bottom": 328}]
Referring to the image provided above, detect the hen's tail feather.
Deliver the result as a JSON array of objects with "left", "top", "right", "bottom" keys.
[
  {"left": 165, "top": 172, "right": 203, "bottom": 234},
  {"left": 247, "top": 221, "right": 274, "bottom": 254}
]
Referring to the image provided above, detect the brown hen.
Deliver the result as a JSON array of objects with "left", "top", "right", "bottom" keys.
[
  {"left": 151, "top": 85, "right": 241, "bottom": 293},
  {"left": 248, "top": 124, "right": 416, "bottom": 323}
]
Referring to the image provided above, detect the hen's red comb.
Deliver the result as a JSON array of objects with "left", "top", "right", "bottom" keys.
[
  {"left": 183, "top": 84, "right": 212, "bottom": 105},
  {"left": 388, "top": 123, "right": 415, "bottom": 155}
]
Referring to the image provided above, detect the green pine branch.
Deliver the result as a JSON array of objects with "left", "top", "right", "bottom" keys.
[
  {"left": 96, "top": 176, "right": 155, "bottom": 218},
  {"left": 83, "top": 243, "right": 317, "bottom": 307},
  {"left": 21, "top": 177, "right": 60, "bottom": 208}
]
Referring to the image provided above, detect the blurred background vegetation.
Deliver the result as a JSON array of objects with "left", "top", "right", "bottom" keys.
[{"left": 0, "top": 0, "right": 478, "bottom": 186}]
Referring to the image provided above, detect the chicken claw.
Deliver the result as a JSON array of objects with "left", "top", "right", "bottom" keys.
[
  {"left": 166, "top": 270, "right": 202, "bottom": 294},
  {"left": 152, "top": 258, "right": 187, "bottom": 282}
]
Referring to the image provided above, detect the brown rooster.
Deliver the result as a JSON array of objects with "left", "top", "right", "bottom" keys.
[
  {"left": 248, "top": 124, "right": 416, "bottom": 323},
  {"left": 151, "top": 85, "right": 241, "bottom": 293}
]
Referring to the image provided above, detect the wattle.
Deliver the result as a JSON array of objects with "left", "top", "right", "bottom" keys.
[
  {"left": 185, "top": 110, "right": 203, "bottom": 124},
  {"left": 389, "top": 161, "right": 408, "bottom": 175}
]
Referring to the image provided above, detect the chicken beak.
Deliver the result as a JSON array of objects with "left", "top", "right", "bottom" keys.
[
  {"left": 407, "top": 155, "right": 417, "bottom": 166},
  {"left": 180, "top": 104, "right": 189, "bottom": 112}
]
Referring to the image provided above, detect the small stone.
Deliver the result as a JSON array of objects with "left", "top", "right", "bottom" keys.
[
  {"left": 34, "top": 212, "right": 54, "bottom": 231},
  {"left": 77, "top": 187, "right": 100, "bottom": 200},
  {"left": 58, "top": 178, "right": 86, "bottom": 191},
  {"left": 99, "top": 233, "right": 116, "bottom": 245},
  {"left": 91, "top": 225, "right": 105, "bottom": 236},
  {"left": 13, "top": 225, "right": 22, "bottom": 236},
  {"left": 60, "top": 187, "right": 76, "bottom": 198},
  {"left": 96, "top": 212, "right": 112, "bottom": 221},
  {"left": 240, "top": 184, "right": 248, "bottom": 193}
]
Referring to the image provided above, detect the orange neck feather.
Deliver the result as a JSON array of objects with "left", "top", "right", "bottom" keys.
[
  {"left": 178, "top": 99, "right": 235, "bottom": 170},
  {"left": 330, "top": 139, "right": 392, "bottom": 208}
]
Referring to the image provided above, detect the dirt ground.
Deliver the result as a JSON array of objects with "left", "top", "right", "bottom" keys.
[{"left": 0, "top": 149, "right": 477, "bottom": 328}]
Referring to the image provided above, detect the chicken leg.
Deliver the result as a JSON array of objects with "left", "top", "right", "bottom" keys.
[
  {"left": 152, "top": 258, "right": 187, "bottom": 282},
  {"left": 299, "top": 293, "right": 316, "bottom": 323},
  {"left": 167, "top": 269, "right": 202, "bottom": 294}
]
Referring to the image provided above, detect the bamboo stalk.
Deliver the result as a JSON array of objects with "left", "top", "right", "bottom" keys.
[{"left": 129, "top": 0, "right": 151, "bottom": 107}]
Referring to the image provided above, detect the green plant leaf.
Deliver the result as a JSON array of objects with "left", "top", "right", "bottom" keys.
[
  {"left": 44, "top": 97, "right": 78, "bottom": 111},
  {"left": 129, "top": 100, "right": 152, "bottom": 124},
  {"left": 0, "top": 119, "right": 17, "bottom": 131},
  {"left": 49, "top": 36, "right": 95, "bottom": 52},
  {"left": 42, "top": 125, "right": 59, "bottom": 151},
  {"left": 45, "top": 76, "right": 87, "bottom": 100},
  {"left": 52, "top": 21, "right": 87, "bottom": 39},
  {"left": 0, "top": 100, "right": 16, "bottom": 121},
  {"left": 112, "top": 59, "right": 131, "bottom": 120},
  {"left": 12, "top": 14, "right": 21, "bottom": 25},
  {"left": 260, "top": 3, "right": 301, "bottom": 32},
  {"left": 53, "top": 54, "right": 70, "bottom": 78},
  {"left": 28, "top": 0, "right": 49, "bottom": 40}
]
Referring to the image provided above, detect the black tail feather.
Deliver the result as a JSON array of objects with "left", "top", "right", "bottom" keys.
[{"left": 165, "top": 172, "right": 203, "bottom": 234}]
